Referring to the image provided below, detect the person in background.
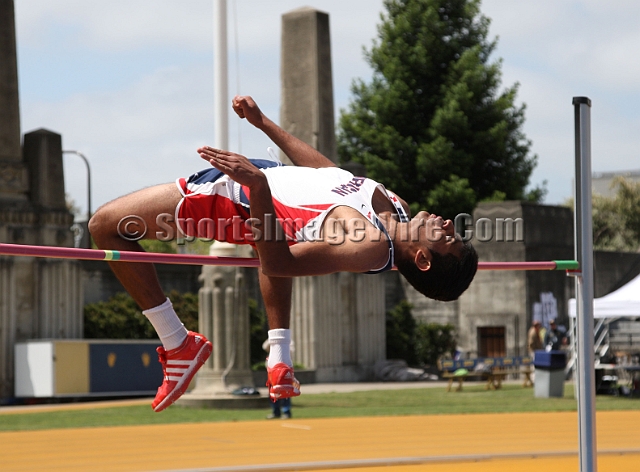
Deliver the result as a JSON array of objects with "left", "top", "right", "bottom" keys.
[
  {"left": 528, "top": 321, "right": 543, "bottom": 356},
  {"left": 543, "top": 319, "right": 563, "bottom": 351}
]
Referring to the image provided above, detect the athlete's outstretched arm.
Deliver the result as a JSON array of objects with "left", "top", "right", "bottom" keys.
[
  {"left": 198, "top": 146, "right": 301, "bottom": 274},
  {"left": 232, "top": 95, "right": 336, "bottom": 169}
]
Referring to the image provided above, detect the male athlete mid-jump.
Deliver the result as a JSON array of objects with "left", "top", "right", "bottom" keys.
[{"left": 89, "top": 95, "right": 478, "bottom": 412}]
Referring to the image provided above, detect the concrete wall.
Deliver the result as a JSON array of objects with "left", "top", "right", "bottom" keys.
[
  {"left": 81, "top": 261, "right": 202, "bottom": 305},
  {"left": 443, "top": 201, "right": 640, "bottom": 358},
  {"left": 458, "top": 201, "right": 574, "bottom": 357}
]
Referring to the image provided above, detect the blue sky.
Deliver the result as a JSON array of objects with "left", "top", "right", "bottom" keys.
[{"left": 13, "top": 0, "right": 640, "bottom": 218}]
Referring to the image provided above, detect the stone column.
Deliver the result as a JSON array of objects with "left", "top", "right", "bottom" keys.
[
  {"left": 279, "top": 8, "right": 386, "bottom": 382},
  {"left": 0, "top": 0, "right": 20, "bottom": 161},
  {"left": 179, "top": 242, "right": 267, "bottom": 408},
  {"left": 0, "top": 0, "right": 28, "bottom": 202},
  {"left": 0, "top": 129, "right": 79, "bottom": 398},
  {"left": 0, "top": 257, "right": 16, "bottom": 398},
  {"left": 35, "top": 259, "right": 84, "bottom": 339},
  {"left": 0, "top": 1, "right": 81, "bottom": 399},
  {"left": 290, "top": 273, "right": 386, "bottom": 382},
  {"left": 23, "top": 130, "right": 67, "bottom": 211},
  {"left": 280, "top": 7, "right": 337, "bottom": 164}
]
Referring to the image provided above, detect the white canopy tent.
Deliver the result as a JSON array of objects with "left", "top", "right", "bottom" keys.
[{"left": 567, "top": 273, "right": 640, "bottom": 373}]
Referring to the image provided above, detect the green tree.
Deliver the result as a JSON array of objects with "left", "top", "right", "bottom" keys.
[
  {"left": 591, "top": 177, "right": 640, "bottom": 251},
  {"left": 386, "top": 300, "right": 417, "bottom": 364},
  {"left": 84, "top": 291, "right": 199, "bottom": 339},
  {"left": 249, "top": 298, "right": 269, "bottom": 368},
  {"left": 414, "top": 322, "right": 457, "bottom": 366},
  {"left": 338, "top": 0, "right": 541, "bottom": 217},
  {"left": 386, "top": 300, "right": 458, "bottom": 367},
  {"left": 139, "top": 239, "right": 214, "bottom": 255},
  {"left": 139, "top": 239, "right": 178, "bottom": 254}
]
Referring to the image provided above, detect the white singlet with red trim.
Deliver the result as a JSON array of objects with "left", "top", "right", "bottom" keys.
[
  {"left": 259, "top": 166, "right": 385, "bottom": 242},
  {"left": 175, "top": 163, "right": 408, "bottom": 272}
]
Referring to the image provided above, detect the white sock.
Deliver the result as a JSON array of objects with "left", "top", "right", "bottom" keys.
[
  {"left": 267, "top": 329, "right": 292, "bottom": 368},
  {"left": 143, "top": 298, "right": 188, "bottom": 351}
]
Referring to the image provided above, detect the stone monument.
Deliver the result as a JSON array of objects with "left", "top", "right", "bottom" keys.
[
  {"left": 280, "top": 7, "right": 337, "bottom": 164},
  {"left": 0, "top": 0, "right": 81, "bottom": 399},
  {"left": 280, "top": 8, "right": 386, "bottom": 381},
  {"left": 0, "top": 0, "right": 23, "bottom": 199},
  {"left": 178, "top": 242, "right": 267, "bottom": 408}
]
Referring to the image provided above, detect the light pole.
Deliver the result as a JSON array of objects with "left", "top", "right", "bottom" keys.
[{"left": 62, "top": 150, "right": 92, "bottom": 222}]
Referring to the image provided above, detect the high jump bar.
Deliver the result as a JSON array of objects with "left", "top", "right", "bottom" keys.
[{"left": 0, "top": 243, "right": 578, "bottom": 271}]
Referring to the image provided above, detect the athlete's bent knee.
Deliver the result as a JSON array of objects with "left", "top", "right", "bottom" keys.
[{"left": 88, "top": 206, "right": 115, "bottom": 241}]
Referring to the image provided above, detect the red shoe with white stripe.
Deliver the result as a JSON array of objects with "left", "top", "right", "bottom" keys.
[
  {"left": 266, "top": 362, "right": 301, "bottom": 400},
  {"left": 152, "top": 331, "right": 212, "bottom": 412}
]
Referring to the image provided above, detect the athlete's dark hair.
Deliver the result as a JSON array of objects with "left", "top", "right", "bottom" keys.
[{"left": 396, "top": 242, "right": 478, "bottom": 302}]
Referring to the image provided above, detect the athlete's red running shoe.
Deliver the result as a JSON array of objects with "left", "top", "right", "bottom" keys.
[
  {"left": 266, "top": 362, "right": 301, "bottom": 400},
  {"left": 152, "top": 331, "right": 212, "bottom": 412}
]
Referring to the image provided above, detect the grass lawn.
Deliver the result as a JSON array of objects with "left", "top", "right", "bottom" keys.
[{"left": 1, "top": 383, "right": 638, "bottom": 432}]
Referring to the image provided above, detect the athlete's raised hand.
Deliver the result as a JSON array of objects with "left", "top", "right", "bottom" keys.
[
  {"left": 232, "top": 95, "right": 265, "bottom": 128},
  {"left": 197, "top": 146, "right": 267, "bottom": 190}
]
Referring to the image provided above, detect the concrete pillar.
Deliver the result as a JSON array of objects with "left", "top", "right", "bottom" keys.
[
  {"left": 0, "top": 2, "right": 81, "bottom": 400},
  {"left": 23, "top": 129, "right": 68, "bottom": 212},
  {"left": 279, "top": 8, "right": 386, "bottom": 381},
  {"left": 280, "top": 7, "right": 337, "bottom": 164},
  {"left": 0, "top": 0, "right": 28, "bottom": 202},
  {"left": 290, "top": 273, "right": 386, "bottom": 382},
  {"left": 0, "top": 257, "right": 16, "bottom": 397},
  {"left": 0, "top": 0, "right": 20, "bottom": 162},
  {"left": 35, "top": 259, "right": 84, "bottom": 339},
  {"left": 179, "top": 242, "right": 267, "bottom": 408}
]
